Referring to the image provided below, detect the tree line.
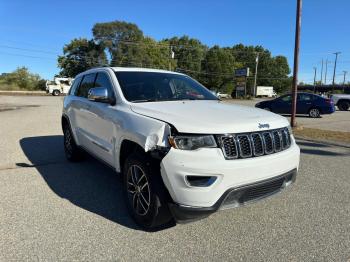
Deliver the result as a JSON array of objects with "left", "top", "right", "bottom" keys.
[
  {"left": 58, "top": 21, "right": 292, "bottom": 95},
  {"left": 0, "top": 67, "right": 46, "bottom": 91}
]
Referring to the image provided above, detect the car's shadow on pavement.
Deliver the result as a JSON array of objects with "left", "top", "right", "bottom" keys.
[
  {"left": 18, "top": 135, "right": 143, "bottom": 231},
  {"left": 296, "top": 139, "right": 350, "bottom": 156}
]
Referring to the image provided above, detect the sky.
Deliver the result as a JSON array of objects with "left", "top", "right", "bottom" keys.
[{"left": 0, "top": 0, "right": 349, "bottom": 84}]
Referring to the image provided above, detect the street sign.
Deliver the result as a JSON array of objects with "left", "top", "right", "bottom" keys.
[{"left": 235, "top": 68, "right": 250, "bottom": 77}]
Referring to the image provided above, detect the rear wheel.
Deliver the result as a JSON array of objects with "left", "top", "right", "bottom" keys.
[
  {"left": 338, "top": 100, "right": 349, "bottom": 111},
  {"left": 309, "top": 108, "right": 320, "bottom": 118},
  {"left": 52, "top": 90, "right": 60, "bottom": 96},
  {"left": 63, "top": 123, "right": 84, "bottom": 161},
  {"left": 123, "top": 152, "right": 172, "bottom": 229}
]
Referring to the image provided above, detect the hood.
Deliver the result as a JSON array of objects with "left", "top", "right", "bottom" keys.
[{"left": 130, "top": 100, "right": 290, "bottom": 134}]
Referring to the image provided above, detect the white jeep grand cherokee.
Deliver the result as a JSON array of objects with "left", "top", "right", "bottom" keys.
[{"left": 62, "top": 67, "right": 300, "bottom": 229}]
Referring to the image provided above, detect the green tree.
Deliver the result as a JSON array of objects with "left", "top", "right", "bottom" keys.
[
  {"left": 58, "top": 38, "right": 107, "bottom": 77},
  {"left": 0, "top": 67, "right": 45, "bottom": 90},
  {"left": 92, "top": 21, "right": 144, "bottom": 66},
  {"left": 162, "top": 36, "right": 207, "bottom": 78},
  {"left": 201, "top": 46, "right": 235, "bottom": 90},
  {"left": 230, "top": 44, "right": 291, "bottom": 94},
  {"left": 139, "top": 37, "right": 175, "bottom": 70}
]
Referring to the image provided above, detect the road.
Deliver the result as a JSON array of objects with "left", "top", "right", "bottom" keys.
[{"left": 0, "top": 96, "right": 349, "bottom": 261}]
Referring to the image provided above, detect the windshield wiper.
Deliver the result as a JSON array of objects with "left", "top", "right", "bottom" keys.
[{"left": 131, "top": 99, "right": 157, "bottom": 103}]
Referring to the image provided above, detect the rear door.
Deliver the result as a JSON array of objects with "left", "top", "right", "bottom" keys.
[
  {"left": 297, "top": 93, "right": 313, "bottom": 114},
  {"left": 273, "top": 95, "right": 292, "bottom": 114},
  {"left": 72, "top": 73, "right": 97, "bottom": 150}
]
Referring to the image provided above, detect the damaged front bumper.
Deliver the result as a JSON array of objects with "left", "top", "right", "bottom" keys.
[{"left": 168, "top": 168, "right": 297, "bottom": 223}]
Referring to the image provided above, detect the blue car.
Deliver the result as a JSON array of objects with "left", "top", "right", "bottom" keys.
[{"left": 255, "top": 92, "right": 335, "bottom": 118}]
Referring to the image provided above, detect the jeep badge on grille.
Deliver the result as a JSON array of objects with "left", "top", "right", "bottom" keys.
[{"left": 258, "top": 123, "right": 270, "bottom": 129}]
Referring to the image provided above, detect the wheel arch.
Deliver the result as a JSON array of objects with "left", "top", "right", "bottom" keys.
[
  {"left": 61, "top": 114, "right": 80, "bottom": 145},
  {"left": 337, "top": 98, "right": 350, "bottom": 105},
  {"left": 118, "top": 139, "right": 145, "bottom": 174}
]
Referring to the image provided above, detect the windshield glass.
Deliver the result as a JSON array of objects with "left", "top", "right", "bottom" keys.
[{"left": 115, "top": 71, "right": 218, "bottom": 102}]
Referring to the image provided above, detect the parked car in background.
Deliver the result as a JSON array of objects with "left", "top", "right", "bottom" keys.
[
  {"left": 46, "top": 77, "right": 73, "bottom": 96},
  {"left": 217, "top": 92, "right": 230, "bottom": 99},
  {"left": 255, "top": 92, "right": 335, "bottom": 118},
  {"left": 256, "top": 86, "right": 277, "bottom": 98},
  {"left": 330, "top": 94, "right": 350, "bottom": 111}
]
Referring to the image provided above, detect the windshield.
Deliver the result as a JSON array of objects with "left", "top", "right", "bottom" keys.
[{"left": 115, "top": 71, "right": 219, "bottom": 102}]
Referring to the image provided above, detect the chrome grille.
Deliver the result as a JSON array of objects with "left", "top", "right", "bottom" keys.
[
  {"left": 237, "top": 135, "right": 252, "bottom": 157},
  {"left": 218, "top": 127, "right": 291, "bottom": 160},
  {"left": 251, "top": 133, "right": 264, "bottom": 156},
  {"left": 262, "top": 132, "right": 274, "bottom": 154},
  {"left": 273, "top": 130, "right": 282, "bottom": 152},
  {"left": 220, "top": 135, "right": 238, "bottom": 159}
]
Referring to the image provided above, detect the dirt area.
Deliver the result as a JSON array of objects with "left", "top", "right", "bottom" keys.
[{"left": 293, "top": 127, "right": 350, "bottom": 144}]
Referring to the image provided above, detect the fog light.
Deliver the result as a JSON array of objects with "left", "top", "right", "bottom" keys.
[{"left": 186, "top": 176, "right": 217, "bottom": 187}]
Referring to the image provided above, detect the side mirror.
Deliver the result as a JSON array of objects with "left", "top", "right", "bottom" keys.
[{"left": 88, "top": 87, "right": 114, "bottom": 104}]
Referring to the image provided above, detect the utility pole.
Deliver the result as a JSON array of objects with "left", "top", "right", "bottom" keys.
[
  {"left": 332, "top": 52, "right": 341, "bottom": 92},
  {"left": 343, "top": 71, "right": 347, "bottom": 92},
  {"left": 320, "top": 59, "right": 324, "bottom": 85},
  {"left": 313, "top": 67, "right": 317, "bottom": 93},
  {"left": 253, "top": 53, "right": 259, "bottom": 97},
  {"left": 291, "top": 0, "right": 302, "bottom": 128},
  {"left": 324, "top": 59, "right": 328, "bottom": 84},
  {"left": 169, "top": 46, "right": 174, "bottom": 71}
]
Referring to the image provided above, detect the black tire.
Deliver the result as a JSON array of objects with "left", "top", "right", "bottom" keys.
[
  {"left": 52, "top": 90, "right": 60, "bottom": 96},
  {"left": 123, "top": 152, "right": 172, "bottom": 229},
  {"left": 338, "top": 101, "right": 349, "bottom": 111},
  {"left": 308, "top": 108, "right": 320, "bottom": 118},
  {"left": 63, "top": 123, "right": 84, "bottom": 161}
]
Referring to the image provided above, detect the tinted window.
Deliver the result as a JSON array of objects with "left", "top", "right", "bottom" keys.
[
  {"left": 95, "top": 72, "right": 114, "bottom": 98},
  {"left": 69, "top": 76, "right": 82, "bottom": 95},
  {"left": 298, "top": 93, "right": 313, "bottom": 101},
  {"left": 76, "top": 73, "right": 96, "bottom": 98},
  {"left": 280, "top": 95, "right": 292, "bottom": 102},
  {"left": 115, "top": 72, "right": 218, "bottom": 102}
]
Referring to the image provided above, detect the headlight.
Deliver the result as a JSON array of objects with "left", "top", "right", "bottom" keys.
[
  {"left": 168, "top": 135, "right": 217, "bottom": 150},
  {"left": 287, "top": 125, "right": 293, "bottom": 134}
]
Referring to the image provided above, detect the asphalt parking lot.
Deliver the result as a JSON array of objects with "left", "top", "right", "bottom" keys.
[{"left": 0, "top": 95, "right": 349, "bottom": 261}]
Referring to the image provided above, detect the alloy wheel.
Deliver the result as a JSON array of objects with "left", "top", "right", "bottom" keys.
[
  {"left": 309, "top": 108, "right": 319, "bottom": 118},
  {"left": 64, "top": 128, "right": 73, "bottom": 156},
  {"left": 127, "top": 165, "right": 151, "bottom": 216}
]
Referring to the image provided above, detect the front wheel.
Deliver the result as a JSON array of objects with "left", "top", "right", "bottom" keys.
[
  {"left": 309, "top": 108, "right": 320, "bottom": 118},
  {"left": 123, "top": 153, "right": 172, "bottom": 229},
  {"left": 338, "top": 101, "right": 349, "bottom": 111}
]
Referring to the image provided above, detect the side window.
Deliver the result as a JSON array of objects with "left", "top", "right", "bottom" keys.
[
  {"left": 281, "top": 95, "right": 292, "bottom": 102},
  {"left": 298, "top": 94, "right": 313, "bottom": 101},
  {"left": 94, "top": 72, "right": 115, "bottom": 98},
  {"left": 68, "top": 76, "right": 82, "bottom": 95},
  {"left": 76, "top": 73, "right": 96, "bottom": 98}
]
